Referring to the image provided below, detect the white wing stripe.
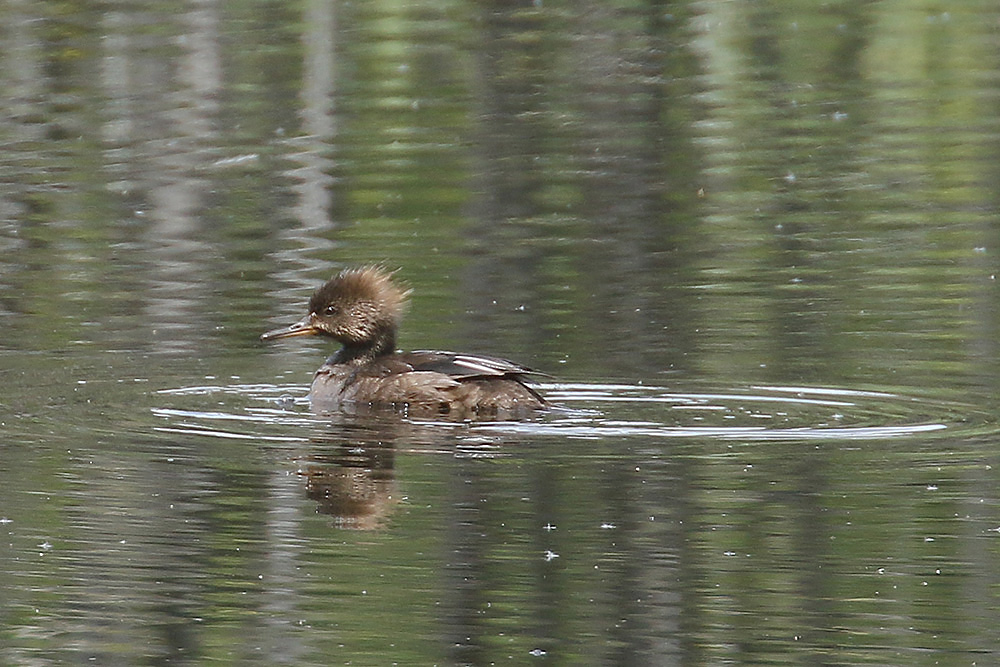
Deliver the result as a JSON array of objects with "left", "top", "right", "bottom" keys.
[{"left": 453, "top": 355, "right": 509, "bottom": 375}]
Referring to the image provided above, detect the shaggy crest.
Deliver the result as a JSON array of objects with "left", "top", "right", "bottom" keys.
[{"left": 310, "top": 265, "right": 410, "bottom": 325}]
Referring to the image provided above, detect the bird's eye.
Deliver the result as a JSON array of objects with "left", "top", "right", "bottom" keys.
[{"left": 324, "top": 305, "right": 339, "bottom": 316}]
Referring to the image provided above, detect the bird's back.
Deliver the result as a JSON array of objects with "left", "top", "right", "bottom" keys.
[{"left": 309, "top": 350, "right": 546, "bottom": 418}]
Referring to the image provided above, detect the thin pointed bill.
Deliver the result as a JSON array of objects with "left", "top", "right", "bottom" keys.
[{"left": 260, "top": 314, "right": 321, "bottom": 341}]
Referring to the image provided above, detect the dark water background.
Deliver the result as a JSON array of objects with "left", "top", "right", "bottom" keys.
[{"left": 3, "top": 1, "right": 1000, "bottom": 664}]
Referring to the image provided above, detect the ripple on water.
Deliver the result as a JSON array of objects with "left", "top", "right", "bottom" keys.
[{"left": 149, "top": 382, "right": 988, "bottom": 444}]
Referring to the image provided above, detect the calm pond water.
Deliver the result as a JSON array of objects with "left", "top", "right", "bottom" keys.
[{"left": 3, "top": 1, "right": 1000, "bottom": 665}]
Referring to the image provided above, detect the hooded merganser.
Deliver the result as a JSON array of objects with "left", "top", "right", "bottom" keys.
[{"left": 261, "top": 266, "right": 547, "bottom": 418}]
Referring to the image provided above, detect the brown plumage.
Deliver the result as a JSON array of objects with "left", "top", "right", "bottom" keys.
[{"left": 261, "top": 266, "right": 547, "bottom": 418}]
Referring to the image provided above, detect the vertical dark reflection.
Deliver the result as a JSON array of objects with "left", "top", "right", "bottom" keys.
[
  {"left": 788, "top": 449, "right": 840, "bottom": 665},
  {"left": 290, "top": 0, "right": 338, "bottom": 234},
  {"left": 739, "top": 1, "right": 876, "bottom": 385},
  {"left": 965, "top": 4, "right": 1000, "bottom": 656},
  {"left": 138, "top": 0, "right": 223, "bottom": 354},
  {"left": 437, "top": 441, "right": 693, "bottom": 665},
  {"left": 0, "top": 1, "right": 52, "bottom": 324},
  {"left": 270, "top": 0, "right": 341, "bottom": 304},
  {"left": 468, "top": 0, "right": 551, "bottom": 223},
  {"left": 63, "top": 450, "right": 218, "bottom": 663},
  {"left": 464, "top": 0, "right": 706, "bottom": 380},
  {"left": 440, "top": 461, "right": 490, "bottom": 667},
  {"left": 968, "top": 0, "right": 1000, "bottom": 398},
  {"left": 597, "top": 456, "right": 685, "bottom": 666},
  {"left": 570, "top": 0, "right": 705, "bottom": 379},
  {"left": 217, "top": 0, "right": 322, "bottom": 332},
  {"left": 462, "top": 0, "right": 554, "bottom": 365},
  {"left": 708, "top": 8, "right": 873, "bottom": 657}
]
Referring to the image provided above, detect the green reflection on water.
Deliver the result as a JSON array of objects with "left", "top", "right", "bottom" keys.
[{"left": 3, "top": 0, "right": 1000, "bottom": 664}]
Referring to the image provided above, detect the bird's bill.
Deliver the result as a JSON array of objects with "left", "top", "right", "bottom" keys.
[{"left": 260, "top": 314, "right": 321, "bottom": 341}]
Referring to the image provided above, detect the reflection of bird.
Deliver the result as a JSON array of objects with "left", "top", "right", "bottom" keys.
[
  {"left": 300, "top": 458, "right": 397, "bottom": 531},
  {"left": 262, "top": 266, "right": 546, "bottom": 418}
]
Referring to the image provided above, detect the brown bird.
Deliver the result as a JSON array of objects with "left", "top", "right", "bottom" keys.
[{"left": 261, "top": 266, "right": 547, "bottom": 418}]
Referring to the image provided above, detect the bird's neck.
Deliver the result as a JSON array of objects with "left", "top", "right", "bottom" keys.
[{"left": 331, "top": 329, "right": 396, "bottom": 365}]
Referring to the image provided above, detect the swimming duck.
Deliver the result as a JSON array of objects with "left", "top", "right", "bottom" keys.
[{"left": 261, "top": 266, "right": 546, "bottom": 418}]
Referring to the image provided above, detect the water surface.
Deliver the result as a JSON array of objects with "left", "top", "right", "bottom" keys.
[{"left": 3, "top": 1, "right": 1000, "bottom": 664}]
